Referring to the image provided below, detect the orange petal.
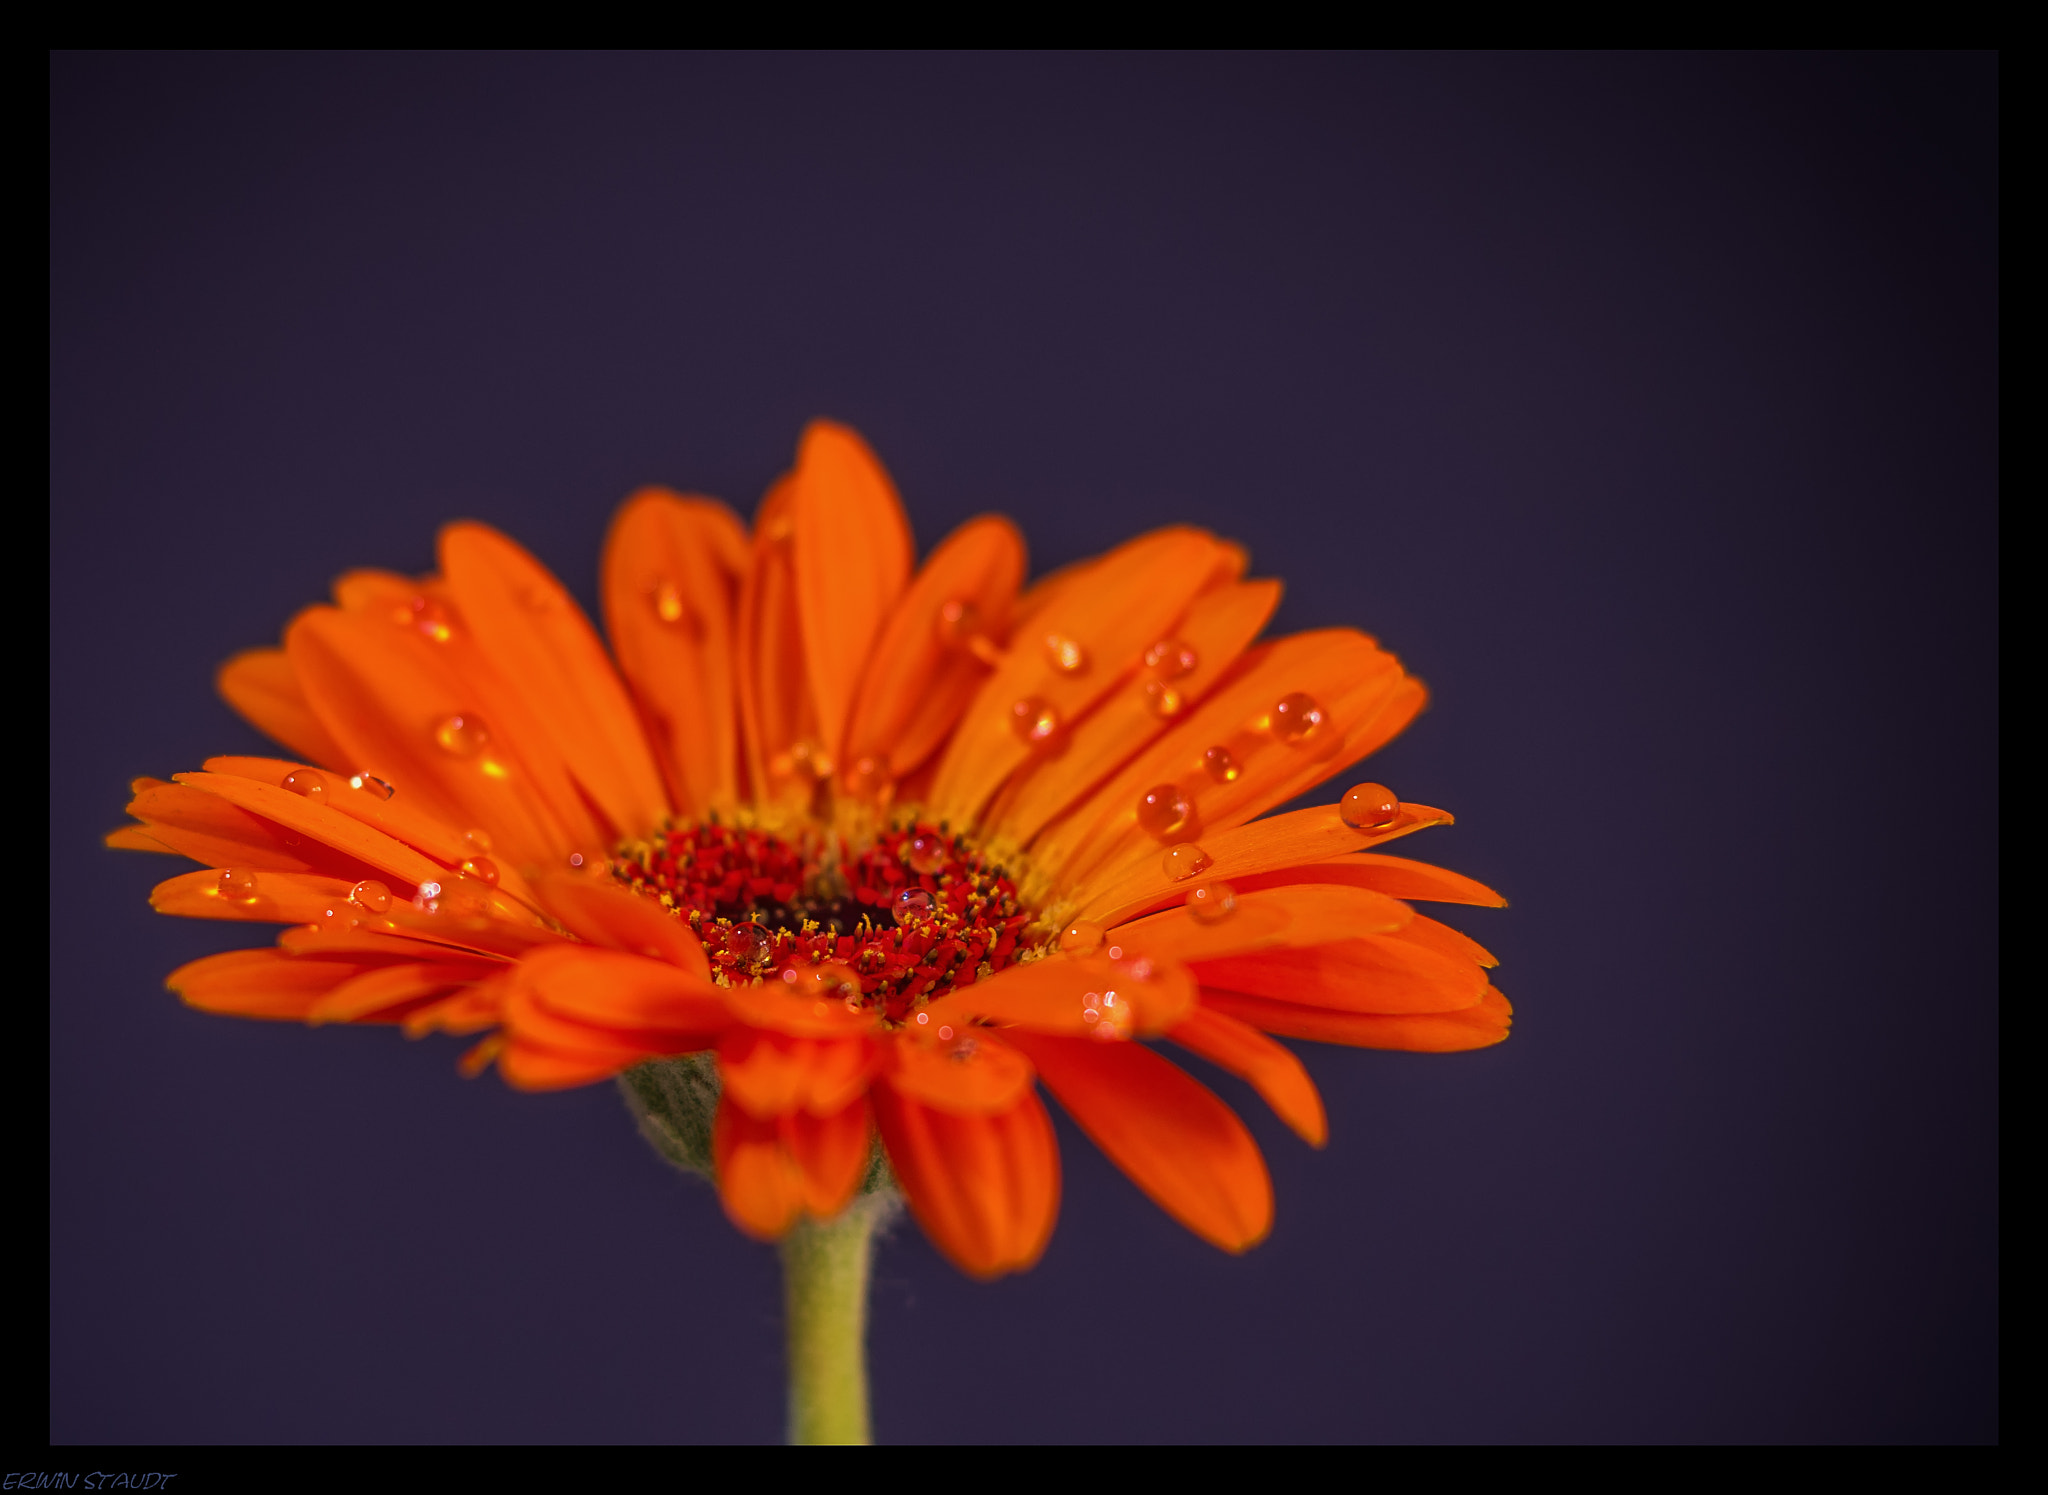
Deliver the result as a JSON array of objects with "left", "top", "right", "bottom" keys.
[
  {"left": 1229, "top": 852, "right": 1507, "bottom": 908},
  {"left": 510, "top": 944, "right": 731, "bottom": 1044},
  {"left": 123, "top": 781, "right": 383, "bottom": 880},
  {"left": 104, "top": 826, "right": 174, "bottom": 853},
  {"left": 529, "top": 872, "right": 710, "bottom": 979},
  {"left": 1190, "top": 932, "right": 1489, "bottom": 1015},
  {"left": 881, "top": 1028, "right": 1035, "bottom": 1114},
  {"left": 216, "top": 648, "right": 351, "bottom": 770},
  {"left": 171, "top": 771, "right": 453, "bottom": 896},
  {"left": 152, "top": 868, "right": 361, "bottom": 924},
  {"left": 714, "top": 1095, "right": 808, "bottom": 1239},
  {"left": 842, "top": 515, "right": 1025, "bottom": 793},
  {"left": 734, "top": 475, "right": 816, "bottom": 810},
  {"left": 440, "top": 521, "right": 671, "bottom": 841},
  {"left": 600, "top": 489, "right": 748, "bottom": 817},
  {"left": 789, "top": 422, "right": 914, "bottom": 766},
  {"left": 308, "top": 960, "right": 497, "bottom": 1025},
  {"left": 987, "top": 578, "right": 1282, "bottom": 845},
  {"left": 1169, "top": 1006, "right": 1327, "bottom": 1147},
  {"left": 927, "top": 527, "right": 1240, "bottom": 829},
  {"left": 1200, "top": 986, "right": 1513, "bottom": 1052},
  {"left": 404, "top": 972, "right": 513, "bottom": 1037},
  {"left": 787, "top": 1098, "right": 876, "bottom": 1219},
  {"left": 1037, "top": 628, "right": 1417, "bottom": 890},
  {"left": 498, "top": 1034, "right": 655, "bottom": 1091},
  {"left": 718, "top": 1028, "right": 879, "bottom": 1118},
  {"left": 718, "top": 976, "right": 878, "bottom": 1039},
  {"left": 921, "top": 952, "right": 1195, "bottom": 1037},
  {"left": 167, "top": 948, "right": 396, "bottom": 1020},
  {"left": 1003, "top": 1030, "right": 1271, "bottom": 1253},
  {"left": 1107, "top": 883, "right": 1412, "bottom": 965},
  {"left": 284, "top": 603, "right": 591, "bottom": 872},
  {"left": 1388, "top": 911, "right": 1499, "bottom": 970},
  {"left": 871, "top": 1082, "right": 1059, "bottom": 1279},
  {"left": 1072, "top": 801, "right": 1453, "bottom": 930}
]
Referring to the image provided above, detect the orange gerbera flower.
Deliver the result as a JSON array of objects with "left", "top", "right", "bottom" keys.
[{"left": 113, "top": 421, "right": 1507, "bottom": 1281}]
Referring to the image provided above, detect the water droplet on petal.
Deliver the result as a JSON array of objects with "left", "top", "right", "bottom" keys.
[
  {"left": 654, "top": 582, "right": 687, "bottom": 624},
  {"left": 349, "top": 879, "right": 392, "bottom": 914},
  {"left": 1043, "top": 634, "right": 1088, "bottom": 674},
  {"left": 937, "top": 1025, "right": 954, "bottom": 1041},
  {"left": 460, "top": 856, "right": 499, "bottom": 886},
  {"left": 797, "top": 961, "right": 861, "bottom": 1003},
  {"left": 417, "top": 880, "right": 443, "bottom": 900},
  {"left": 1270, "top": 691, "right": 1325, "bottom": 743},
  {"left": 348, "top": 773, "right": 395, "bottom": 800},
  {"left": 1142, "top": 680, "right": 1183, "bottom": 718},
  {"left": 407, "top": 595, "right": 454, "bottom": 643},
  {"left": 1202, "top": 745, "right": 1241, "bottom": 783},
  {"left": 1136, "top": 783, "right": 1194, "bottom": 839},
  {"left": 1187, "top": 881, "right": 1237, "bottom": 924},
  {"left": 567, "top": 851, "right": 586, "bottom": 869},
  {"left": 435, "top": 714, "right": 490, "bottom": 757},
  {"left": 1161, "top": 842, "right": 1213, "bottom": 881},
  {"left": 1143, "top": 639, "right": 1199, "bottom": 677},
  {"left": 1340, "top": 783, "right": 1402, "bottom": 830},
  {"left": 1058, "top": 920, "right": 1105, "bottom": 955},
  {"left": 282, "top": 769, "right": 325, "bottom": 801},
  {"left": 843, "top": 753, "right": 892, "bottom": 800},
  {"left": 315, "top": 904, "right": 358, "bottom": 935},
  {"left": 1009, "top": 696, "right": 1061, "bottom": 745},
  {"left": 218, "top": 868, "right": 259, "bottom": 901},
  {"left": 936, "top": 597, "right": 981, "bottom": 649},
  {"left": 915, "top": 1011, "right": 930, "bottom": 1025},
  {"left": 907, "top": 831, "right": 949, "bottom": 875},
  {"left": 463, "top": 827, "right": 493, "bottom": 853},
  {"left": 892, "top": 886, "right": 935, "bottom": 925}
]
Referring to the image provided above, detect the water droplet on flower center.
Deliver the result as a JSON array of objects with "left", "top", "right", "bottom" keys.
[
  {"left": 892, "top": 886, "right": 935, "bottom": 924},
  {"left": 435, "top": 714, "right": 491, "bottom": 757},
  {"left": 907, "top": 831, "right": 949, "bottom": 875},
  {"left": 1340, "top": 783, "right": 1401, "bottom": 830}
]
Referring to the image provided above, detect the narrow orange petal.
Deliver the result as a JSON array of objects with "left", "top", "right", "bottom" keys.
[
  {"left": 1190, "top": 932, "right": 1489, "bottom": 1015},
  {"left": 1228, "top": 852, "right": 1507, "bottom": 908},
  {"left": 1072, "top": 801, "right": 1453, "bottom": 930},
  {"left": 734, "top": 475, "right": 816, "bottom": 810},
  {"left": 171, "top": 771, "right": 453, "bottom": 896},
  {"left": 718, "top": 1029, "right": 879, "bottom": 1119},
  {"left": 499, "top": 1035, "right": 653, "bottom": 1090},
  {"left": 510, "top": 944, "right": 731, "bottom": 1044},
  {"left": 871, "top": 1082, "right": 1060, "bottom": 1279},
  {"left": 1107, "top": 883, "right": 1413, "bottom": 964},
  {"left": 152, "top": 868, "right": 361, "bottom": 924},
  {"left": 167, "top": 948, "right": 395, "bottom": 1020},
  {"left": 1200, "top": 986, "right": 1513, "bottom": 1052},
  {"left": 216, "top": 648, "right": 352, "bottom": 770},
  {"left": 987, "top": 578, "right": 1282, "bottom": 845},
  {"left": 880, "top": 1028, "right": 1035, "bottom": 1114},
  {"left": 1388, "top": 911, "right": 1500, "bottom": 970},
  {"left": 104, "top": 826, "right": 174, "bottom": 853},
  {"left": 123, "top": 782, "right": 382, "bottom": 880},
  {"left": 714, "top": 1095, "right": 807, "bottom": 1239},
  {"left": 927, "top": 527, "right": 1240, "bottom": 829},
  {"left": 921, "top": 952, "right": 1195, "bottom": 1037},
  {"left": 789, "top": 422, "right": 914, "bottom": 766},
  {"left": 1168, "top": 1006, "right": 1327, "bottom": 1147},
  {"left": 1003, "top": 1030, "right": 1272, "bottom": 1253},
  {"left": 308, "top": 961, "right": 495, "bottom": 1025},
  {"left": 440, "top": 521, "right": 671, "bottom": 841},
  {"left": 529, "top": 872, "right": 710, "bottom": 978},
  {"left": 285, "top": 603, "right": 592, "bottom": 871},
  {"left": 842, "top": 515, "right": 1025, "bottom": 793},
  {"left": 601, "top": 489, "right": 747, "bottom": 817},
  {"left": 787, "top": 1098, "right": 875, "bottom": 1219},
  {"left": 1037, "top": 628, "right": 1417, "bottom": 890}
]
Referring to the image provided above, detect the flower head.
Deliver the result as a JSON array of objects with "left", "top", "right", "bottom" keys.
[{"left": 113, "top": 421, "right": 1508, "bottom": 1278}]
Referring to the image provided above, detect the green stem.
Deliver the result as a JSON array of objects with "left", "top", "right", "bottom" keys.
[{"left": 780, "top": 1196, "right": 887, "bottom": 1446}]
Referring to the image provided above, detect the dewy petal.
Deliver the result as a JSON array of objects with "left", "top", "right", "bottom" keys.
[
  {"left": 871, "top": 1082, "right": 1059, "bottom": 1280},
  {"left": 121, "top": 781, "right": 384, "bottom": 880},
  {"left": 1201, "top": 986, "right": 1513, "bottom": 1052},
  {"left": 1191, "top": 933, "right": 1490, "bottom": 1015},
  {"left": 986, "top": 578, "right": 1281, "bottom": 845},
  {"left": 790, "top": 422, "right": 915, "bottom": 768},
  {"left": 1003, "top": 1030, "right": 1272, "bottom": 1253},
  {"left": 928, "top": 527, "right": 1240, "bottom": 829},
  {"left": 439, "top": 521, "right": 672, "bottom": 842},
  {"left": 880, "top": 1028, "right": 1036, "bottom": 1114},
  {"left": 216, "top": 648, "right": 351, "bottom": 771},
  {"left": 171, "top": 771, "right": 454, "bottom": 896},
  {"left": 601, "top": 489, "right": 748, "bottom": 817},
  {"left": 1036, "top": 628, "right": 1415, "bottom": 890},
  {"left": 1228, "top": 853, "right": 1507, "bottom": 908},
  {"left": 152, "top": 868, "right": 365, "bottom": 924},
  {"left": 1168, "top": 1006, "right": 1327, "bottom": 1147},
  {"left": 843, "top": 515, "right": 1025, "bottom": 790},
  {"left": 307, "top": 959, "right": 501, "bottom": 1025},
  {"left": 1108, "top": 883, "right": 1413, "bottom": 965},
  {"left": 1071, "top": 801, "right": 1454, "bottom": 930},
  {"left": 920, "top": 952, "right": 1195, "bottom": 1037},
  {"left": 735, "top": 475, "right": 816, "bottom": 809}
]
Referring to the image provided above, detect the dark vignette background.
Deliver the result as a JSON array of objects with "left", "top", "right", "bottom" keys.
[{"left": 48, "top": 52, "right": 1998, "bottom": 1444}]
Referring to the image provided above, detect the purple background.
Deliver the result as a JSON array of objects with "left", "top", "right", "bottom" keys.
[{"left": 50, "top": 53, "right": 1998, "bottom": 1444}]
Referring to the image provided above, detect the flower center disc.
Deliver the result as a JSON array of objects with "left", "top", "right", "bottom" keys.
[{"left": 611, "top": 821, "right": 1033, "bottom": 1022}]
